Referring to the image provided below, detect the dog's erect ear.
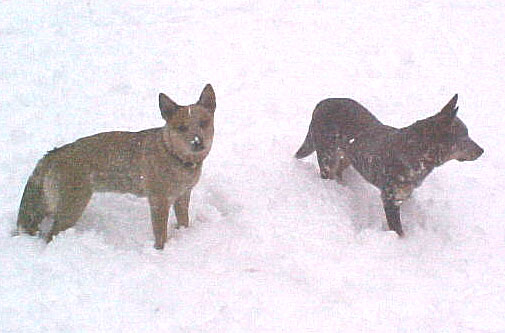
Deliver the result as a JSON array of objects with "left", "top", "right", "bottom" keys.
[
  {"left": 197, "top": 84, "right": 216, "bottom": 112},
  {"left": 435, "top": 94, "right": 459, "bottom": 126},
  {"left": 159, "top": 93, "right": 179, "bottom": 121},
  {"left": 441, "top": 94, "right": 459, "bottom": 117}
]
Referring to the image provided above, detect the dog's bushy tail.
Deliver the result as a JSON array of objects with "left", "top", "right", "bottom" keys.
[
  {"left": 295, "top": 124, "right": 315, "bottom": 158},
  {"left": 17, "top": 173, "right": 46, "bottom": 236}
]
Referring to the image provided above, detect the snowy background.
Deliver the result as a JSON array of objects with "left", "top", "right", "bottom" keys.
[{"left": 1, "top": 0, "right": 504, "bottom": 331}]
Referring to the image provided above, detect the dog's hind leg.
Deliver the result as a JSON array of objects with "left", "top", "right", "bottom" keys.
[
  {"left": 335, "top": 148, "right": 351, "bottom": 181},
  {"left": 317, "top": 148, "right": 350, "bottom": 181},
  {"left": 317, "top": 149, "right": 341, "bottom": 180},
  {"left": 46, "top": 182, "right": 92, "bottom": 242},
  {"left": 17, "top": 176, "right": 47, "bottom": 236}
]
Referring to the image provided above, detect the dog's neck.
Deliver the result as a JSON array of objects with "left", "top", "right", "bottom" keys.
[
  {"left": 398, "top": 128, "right": 447, "bottom": 168},
  {"left": 159, "top": 128, "right": 201, "bottom": 170},
  {"left": 169, "top": 151, "right": 200, "bottom": 169},
  {"left": 163, "top": 143, "right": 201, "bottom": 170}
]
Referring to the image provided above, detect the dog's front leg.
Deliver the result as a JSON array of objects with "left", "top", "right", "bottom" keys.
[
  {"left": 174, "top": 191, "right": 191, "bottom": 229},
  {"left": 148, "top": 194, "right": 170, "bottom": 250},
  {"left": 381, "top": 189, "right": 404, "bottom": 237}
]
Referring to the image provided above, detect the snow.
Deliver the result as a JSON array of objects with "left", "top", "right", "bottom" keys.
[{"left": 1, "top": 0, "right": 505, "bottom": 331}]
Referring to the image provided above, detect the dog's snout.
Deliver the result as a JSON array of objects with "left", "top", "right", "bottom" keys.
[
  {"left": 475, "top": 145, "right": 484, "bottom": 158},
  {"left": 191, "top": 135, "right": 204, "bottom": 151},
  {"left": 457, "top": 138, "right": 484, "bottom": 161}
]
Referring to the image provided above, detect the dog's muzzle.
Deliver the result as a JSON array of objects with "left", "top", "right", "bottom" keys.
[
  {"left": 455, "top": 138, "right": 484, "bottom": 161},
  {"left": 191, "top": 135, "right": 204, "bottom": 151}
]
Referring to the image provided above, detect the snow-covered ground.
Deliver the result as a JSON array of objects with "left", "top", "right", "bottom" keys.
[{"left": 1, "top": 0, "right": 504, "bottom": 331}]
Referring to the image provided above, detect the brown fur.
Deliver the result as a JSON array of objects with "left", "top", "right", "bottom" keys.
[
  {"left": 17, "top": 84, "right": 216, "bottom": 249},
  {"left": 296, "top": 94, "right": 483, "bottom": 236}
]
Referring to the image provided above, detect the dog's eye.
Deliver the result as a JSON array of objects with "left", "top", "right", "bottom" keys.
[
  {"left": 177, "top": 125, "right": 188, "bottom": 132},
  {"left": 200, "top": 120, "right": 209, "bottom": 128}
]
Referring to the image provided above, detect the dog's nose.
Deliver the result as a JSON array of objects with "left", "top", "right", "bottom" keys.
[
  {"left": 191, "top": 135, "right": 204, "bottom": 151},
  {"left": 475, "top": 146, "right": 484, "bottom": 159}
]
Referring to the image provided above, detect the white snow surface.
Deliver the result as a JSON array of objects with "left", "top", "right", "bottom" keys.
[{"left": 1, "top": 0, "right": 505, "bottom": 331}]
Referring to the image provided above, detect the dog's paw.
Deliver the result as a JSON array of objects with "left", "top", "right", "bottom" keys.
[{"left": 385, "top": 230, "right": 405, "bottom": 239}]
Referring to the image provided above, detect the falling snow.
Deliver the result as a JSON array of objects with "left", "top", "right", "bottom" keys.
[{"left": 1, "top": 0, "right": 505, "bottom": 331}]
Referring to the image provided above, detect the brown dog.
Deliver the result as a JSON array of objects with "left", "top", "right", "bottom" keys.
[
  {"left": 17, "top": 84, "right": 216, "bottom": 249},
  {"left": 296, "top": 94, "right": 483, "bottom": 236}
]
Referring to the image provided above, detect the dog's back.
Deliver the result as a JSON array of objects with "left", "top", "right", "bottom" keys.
[
  {"left": 295, "top": 98, "right": 385, "bottom": 180},
  {"left": 296, "top": 99, "right": 383, "bottom": 159}
]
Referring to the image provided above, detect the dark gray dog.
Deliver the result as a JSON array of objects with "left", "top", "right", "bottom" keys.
[{"left": 295, "top": 94, "right": 483, "bottom": 236}]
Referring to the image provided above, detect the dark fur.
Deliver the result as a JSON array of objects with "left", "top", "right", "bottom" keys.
[
  {"left": 17, "top": 84, "right": 216, "bottom": 249},
  {"left": 296, "top": 94, "right": 483, "bottom": 236}
]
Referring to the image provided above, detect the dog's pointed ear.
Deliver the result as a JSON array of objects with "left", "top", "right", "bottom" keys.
[
  {"left": 159, "top": 93, "right": 179, "bottom": 121},
  {"left": 197, "top": 84, "right": 216, "bottom": 112},
  {"left": 436, "top": 94, "right": 459, "bottom": 125}
]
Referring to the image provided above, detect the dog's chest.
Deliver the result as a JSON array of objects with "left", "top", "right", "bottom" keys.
[
  {"left": 398, "top": 161, "right": 433, "bottom": 186},
  {"left": 387, "top": 163, "right": 433, "bottom": 202},
  {"left": 154, "top": 160, "right": 202, "bottom": 193}
]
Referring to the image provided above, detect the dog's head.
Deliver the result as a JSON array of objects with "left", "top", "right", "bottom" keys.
[
  {"left": 407, "top": 94, "right": 484, "bottom": 167},
  {"left": 159, "top": 84, "right": 215, "bottom": 163}
]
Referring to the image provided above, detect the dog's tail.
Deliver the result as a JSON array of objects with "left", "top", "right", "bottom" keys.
[
  {"left": 17, "top": 171, "right": 47, "bottom": 236},
  {"left": 295, "top": 123, "right": 315, "bottom": 159}
]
